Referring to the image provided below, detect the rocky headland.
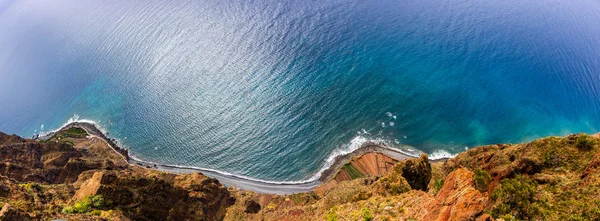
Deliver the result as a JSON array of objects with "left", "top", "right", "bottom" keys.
[{"left": 0, "top": 124, "right": 599, "bottom": 220}]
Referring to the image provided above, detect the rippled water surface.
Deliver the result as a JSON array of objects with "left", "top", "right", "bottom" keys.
[{"left": 1, "top": 0, "right": 599, "bottom": 181}]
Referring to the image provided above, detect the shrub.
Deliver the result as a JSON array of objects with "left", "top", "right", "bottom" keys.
[
  {"left": 265, "top": 201, "right": 277, "bottom": 211},
  {"left": 19, "top": 183, "right": 41, "bottom": 192},
  {"left": 89, "top": 210, "right": 102, "bottom": 216},
  {"left": 62, "top": 195, "right": 109, "bottom": 214},
  {"left": 361, "top": 208, "right": 374, "bottom": 221},
  {"left": 491, "top": 175, "right": 548, "bottom": 220},
  {"left": 61, "top": 206, "right": 77, "bottom": 214},
  {"left": 388, "top": 181, "right": 411, "bottom": 195},
  {"left": 433, "top": 179, "right": 444, "bottom": 194},
  {"left": 543, "top": 148, "right": 564, "bottom": 168},
  {"left": 91, "top": 195, "right": 107, "bottom": 208},
  {"left": 323, "top": 180, "right": 370, "bottom": 208},
  {"left": 575, "top": 135, "right": 594, "bottom": 151},
  {"left": 73, "top": 198, "right": 92, "bottom": 213},
  {"left": 474, "top": 169, "right": 491, "bottom": 192},
  {"left": 324, "top": 206, "right": 339, "bottom": 221},
  {"left": 498, "top": 214, "right": 517, "bottom": 221}
]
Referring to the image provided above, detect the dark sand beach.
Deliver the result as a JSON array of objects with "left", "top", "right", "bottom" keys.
[{"left": 42, "top": 122, "right": 441, "bottom": 194}]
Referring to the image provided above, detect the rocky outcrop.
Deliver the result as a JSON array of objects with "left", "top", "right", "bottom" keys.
[
  {"left": 0, "top": 129, "right": 235, "bottom": 221},
  {"left": 244, "top": 200, "right": 261, "bottom": 214},
  {"left": 401, "top": 154, "right": 432, "bottom": 191},
  {"left": 424, "top": 168, "right": 486, "bottom": 221},
  {"left": 68, "top": 169, "right": 236, "bottom": 221},
  {"left": 0, "top": 203, "right": 31, "bottom": 221},
  {"left": 581, "top": 146, "right": 600, "bottom": 182},
  {"left": 0, "top": 132, "right": 119, "bottom": 184},
  {"left": 227, "top": 133, "right": 600, "bottom": 221},
  {"left": 72, "top": 171, "right": 104, "bottom": 201},
  {"left": 0, "top": 132, "right": 25, "bottom": 146}
]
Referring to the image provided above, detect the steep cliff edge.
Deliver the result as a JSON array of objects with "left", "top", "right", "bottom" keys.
[
  {"left": 0, "top": 126, "right": 599, "bottom": 221},
  {"left": 0, "top": 130, "right": 235, "bottom": 221},
  {"left": 225, "top": 133, "right": 600, "bottom": 221}
]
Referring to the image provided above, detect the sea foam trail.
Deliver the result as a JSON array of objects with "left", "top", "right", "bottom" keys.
[
  {"left": 429, "top": 149, "right": 458, "bottom": 160},
  {"left": 41, "top": 118, "right": 450, "bottom": 194},
  {"left": 39, "top": 114, "right": 106, "bottom": 139}
]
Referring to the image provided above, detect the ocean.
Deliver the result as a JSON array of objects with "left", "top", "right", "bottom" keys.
[{"left": 0, "top": 0, "right": 599, "bottom": 182}]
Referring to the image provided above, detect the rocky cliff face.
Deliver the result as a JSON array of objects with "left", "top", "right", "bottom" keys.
[
  {"left": 225, "top": 133, "right": 600, "bottom": 221},
  {"left": 0, "top": 127, "right": 599, "bottom": 221},
  {"left": 0, "top": 130, "right": 235, "bottom": 221}
]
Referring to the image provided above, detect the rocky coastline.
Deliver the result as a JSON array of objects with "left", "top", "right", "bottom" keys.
[
  {"left": 1, "top": 123, "right": 599, "bottom": 220},
  {"left": 38, "top": 122, "right": 430, "bottom": 194}
]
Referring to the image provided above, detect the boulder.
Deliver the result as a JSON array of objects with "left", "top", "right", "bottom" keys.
[
  {"left": 72, "top": 171, "right": 104, "bottom": 201},
  {"left": 244, "top": 199, "right": 261, "bottom": 214},
  {"left": 402, "top": 154, "right": 432, "bottom": 191}
]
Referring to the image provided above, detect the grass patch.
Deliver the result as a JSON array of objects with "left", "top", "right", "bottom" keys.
[
  {"left": 62, "top": 195, "right": 110, "bottom": 214},
  {"left": 62, "top": 127, "right": 88, "bottom": 138},
  {"left": 343, "top": 163, "right": 365, "bottom": 179}
]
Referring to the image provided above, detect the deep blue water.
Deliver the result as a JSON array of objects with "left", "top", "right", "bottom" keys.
[{"left": 1, "top": 0, "right": 599, "bottom": 182}]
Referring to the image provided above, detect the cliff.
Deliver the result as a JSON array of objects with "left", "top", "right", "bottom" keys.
[
  {"left": 0, "top": 129, "right": 235, "bottom": 221},
  {"left": 0, "top": 126, "right": 599, "bottom": 221},
  {"left": 225, "top": 133, "right": 600, "bottom": 221}
]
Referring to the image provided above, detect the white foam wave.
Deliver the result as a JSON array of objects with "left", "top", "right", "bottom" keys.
[
  {"left": 428, "top": 149, "right": 458, "bottom": 160},
  {"left": 305, "top": 136, "right": 392, "bottom": 182},
  {"left": 39, "top": 114, "right": 135, "bottom": 151},
  {"left": 42, "top": 114, "right": 107, "bottom": 137},
  {"left": 129, "top": 135, "right": 399, "bottom": 185},
  {"left": 45, "top": 116, "right": 436, "bottom": 186},
  {"left": 127, "top": 154, "right": 318, "bottom": 185}
]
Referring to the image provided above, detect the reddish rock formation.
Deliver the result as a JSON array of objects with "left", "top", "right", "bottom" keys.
[{"left": 425, "top": 168, "right": 486, "bottom": 221}]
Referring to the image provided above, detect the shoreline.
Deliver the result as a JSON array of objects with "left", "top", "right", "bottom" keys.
[{"left": 41, "top": 122, "right": 446, "bottom": 194}]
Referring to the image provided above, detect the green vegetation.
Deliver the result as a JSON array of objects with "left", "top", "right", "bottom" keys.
[
  {"left": 376, "top": 163, "right": 412, "bottom": 196},
  {"left": 473, "top": 169, "right": 491, "bottom": 192},
  {"left": 343, "top": 163, "right": 365, "bottom": 179},
  {"left": 542, "top": 146, "right": 565, "bottom": 168},
  {"left": 41, "top": 127, "right": 88, "bottom": 144},
  {"left": 575, "top": 135, "right": 594, "bottom": 151},
  {"left": 380, "top": 175, "right": 410, "bottom": 196},
  {"left": 323, "top": 206, "right": 339, "bottom": 221},
  {"left": 491, "top": 175, "right": 548, "bottom": 220},
  {"left": 39, "top": 134, "right": 57, "bottom": 143},
  {"left": 433, "top": 179, "right": 444, "bottom": 194},
  {"left": 63, "top": 127, "right": 88, "bottom": 138},
  {"left": 322, "top": 180, "right": 371, "bottom": 209},
  {"left": 62, "top": 195, "right": 110, "bottom": 214},
  {"left": 360, "top": 207, "right": 374, "bottom": 221},
  {"left": 290, "top": 193, "right": 303, "bottom": 205},
  {"left": 19, "top": 182, "right": 41, "bottom": 192},
  {"left": 265, "top": 201, "right": 277, "bottom": 211}
]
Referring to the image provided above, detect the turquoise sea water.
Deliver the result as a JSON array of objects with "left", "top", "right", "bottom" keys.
[{"left": 0, "top": 0, "right": 599, "bottom": 182}]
